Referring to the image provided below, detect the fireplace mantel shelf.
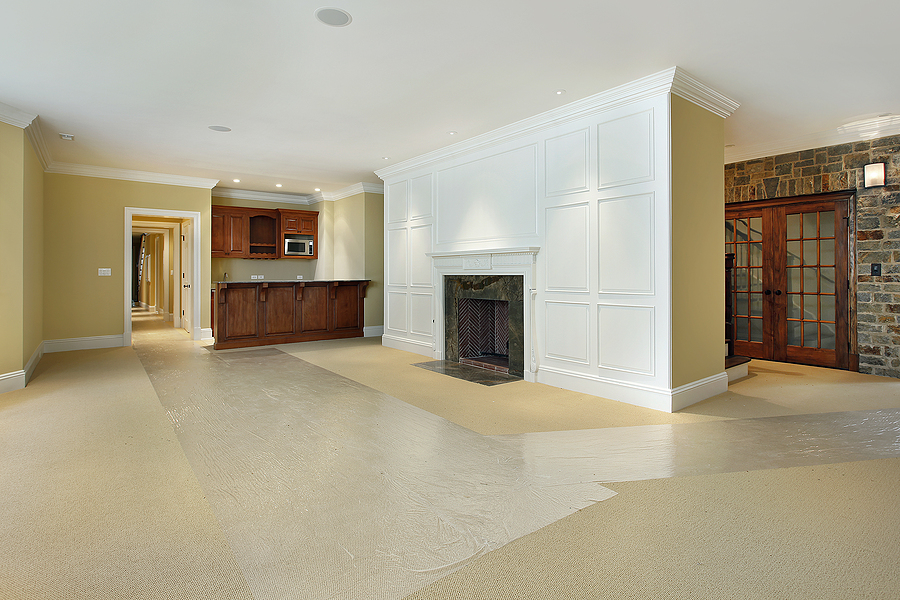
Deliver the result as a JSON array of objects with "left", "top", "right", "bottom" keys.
[{"left": 426, "top": 247, "right": 540, "bottom": 258}]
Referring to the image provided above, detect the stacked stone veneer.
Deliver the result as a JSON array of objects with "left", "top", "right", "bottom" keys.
[{"left": 725, "top": 134, "right": 900, "bottom": 378}]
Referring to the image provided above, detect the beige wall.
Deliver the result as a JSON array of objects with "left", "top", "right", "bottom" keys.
[
  {"left": 334, "top": 193, "right": 366, "bottom": 279},
  {"left": 23, "top": 137, "right": 44, "bottom": 366},
  {"left": 43, "top": 173, "right": 211, "bottom": 341},
  {"left": 0, "top": 122, "right": 26, "bottom": 374},
  {"left": 364, "top": 192, "right": 384, "bottom": 328},
  {"left": 670, "top": 94, "right": 725, "bottom": 387},
  {"left": 313, "top": 200, "right": 335, "bottom": 281}
]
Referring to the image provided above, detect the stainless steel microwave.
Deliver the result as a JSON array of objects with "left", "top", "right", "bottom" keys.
[{"left": 284, "top": 238, "right": 314, "bottom": 256}]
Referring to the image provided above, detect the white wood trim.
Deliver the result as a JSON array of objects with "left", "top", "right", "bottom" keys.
[
  {"left": 43, "top": 334, "right": 126, "bottom": 353},
  {"left": 25, "top": 341, "right": 44, "bottom": 384},
  {"left": 212, "top": 188, "right": 313, "bottom": 204},
  {"left": 0, "top": 370, "right": 26, "bottom": 394},
  {"left": 24, "top": 118, "right": 52, "bottom": 170},
  {"left": 200, "top": 327, "right": 214, "bottom": 341},
  {"left": 0, "top": 101, "right": 36, "bottom": 129},
  {"left": 382, "top": 334, "right": 433, "bottom": 357},
  {"left": 48, "top": 162, "right": 218, "bottom": 189},
  {"left": 364, "top": 325, "right": 384, "bottom": 338}
]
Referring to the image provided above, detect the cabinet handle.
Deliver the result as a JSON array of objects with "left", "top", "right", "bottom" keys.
[{"left": 774, "top": 290, "right": 782, "bottom": 296}]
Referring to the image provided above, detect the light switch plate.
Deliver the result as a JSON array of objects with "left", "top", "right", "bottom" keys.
[{"left": 98, "top": 268, "right": 112, "bottom": 276}]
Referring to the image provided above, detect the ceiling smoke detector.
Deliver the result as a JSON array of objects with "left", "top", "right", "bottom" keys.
[{"left": 315, "top": 7, "right": 352, "bottom": 27}]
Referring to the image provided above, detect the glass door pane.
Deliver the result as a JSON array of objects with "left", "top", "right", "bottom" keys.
[{"left": 785, "top": 209, "right": 836, "bottom": 350}]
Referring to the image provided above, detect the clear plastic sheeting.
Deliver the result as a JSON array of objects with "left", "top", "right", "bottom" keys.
[
  {"left": 134, "top": 336, "right": 614, "bottom": 600},
  {"left": 134, "top": 326, "right": 900, "bottom": 600}
]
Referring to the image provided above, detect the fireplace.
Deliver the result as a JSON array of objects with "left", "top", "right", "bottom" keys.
[{"left": 444, "top": 275, "right": 524, "bottom": 377}]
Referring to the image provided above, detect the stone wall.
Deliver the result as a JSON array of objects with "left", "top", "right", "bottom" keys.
[{"left": 725, "top": 134, "right": 900, "bottom": 378}]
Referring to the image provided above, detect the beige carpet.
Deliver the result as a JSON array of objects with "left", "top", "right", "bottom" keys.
[
  {"left": 0, "top": 345, "right": 253, "bottom": 600},
  {"left": 2, "top": 313, "right": 899, "bottom": 599}
]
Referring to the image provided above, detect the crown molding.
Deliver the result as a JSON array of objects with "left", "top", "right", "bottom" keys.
[
  {"left": 46, "top": 162, "right": 219, "bottom": 189},
  {"left": 24, "top": 117, "right": 52, "bottom": 170},
  {"left": 671, "top": 67, "right": 740, "bottom": 119},
  {"left": 725, "top": 115, "right": 900, "bottom": 164},
  {"left": 376, "top": 67, "right": 737, "bottom": 181},
  {"left": 212, "top": 187, "right": 313, "bottom": 205},
  {"left": 0, "top": 101, "right": 37, "bottom": 129},
  {"left": 307, "top": 182, "right": 385, "bottom": 203}
]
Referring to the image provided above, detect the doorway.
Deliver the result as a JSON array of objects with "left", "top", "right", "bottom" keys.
[{"left": 725, "top": 192, "right": 854, "bottom": 370}]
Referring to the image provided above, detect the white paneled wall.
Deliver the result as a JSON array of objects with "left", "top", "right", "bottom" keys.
[{"left": 378, "top": 68, "right": 736, "bottom": 411}]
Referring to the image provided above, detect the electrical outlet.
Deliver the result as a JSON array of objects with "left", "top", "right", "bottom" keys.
[
  {"left": 98, "top": 268, "right": 111, "bottom": 276},
  {"left": 872, "top": 263, "right": 882, "bottom": 276},
  {"left": 297, "top": 275, "right": 303, "bottom": 279},
  {"left": 250, "top": 275, "right": 258, "bottom": 280},
  {"left": 257, "top": 275, "right": 264, "bottom": 279}
]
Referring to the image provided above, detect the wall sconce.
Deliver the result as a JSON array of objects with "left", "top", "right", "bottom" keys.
[{"left": 864, "top": 162, "right": 886, "bottom": 188}]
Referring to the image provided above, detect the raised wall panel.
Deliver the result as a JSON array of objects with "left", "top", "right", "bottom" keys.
[
  {"left": 546, "top": 203, "right": 589, "bottom": 292},
  {"left": 409, "top": 174, "right": 433, "bottom": 220},
  {"left": 545, "top": 129, "right": 590, "bottom": 196},
  {"left": 436, "top": 145, "right": 537, "bottom": 244},
  {"left": 545, "top": 301, "right": 590, "bottom": 364},
  {"left": 409, "top": 293, "right": 434, "bottom": 336},
  {"left": 598, "top": 110, "right": 654, "bottom": 189},
  {"left": 409, "top": 225, "right": 433, "bottom": 287},
  {"left": 387, "top": 228, "right": 408, "bottom": 286},
  {"left": 387, "top": 292, "right": 408, "bottom": 333},
  {"left": 598, "top": 194, "right": 654, "bottom": 294},
  {"left": 598, "top": 305, "right": 654, "bottom": 375},
  {"left": 388, "top": 180, "right": 409, "bottom": 224}
]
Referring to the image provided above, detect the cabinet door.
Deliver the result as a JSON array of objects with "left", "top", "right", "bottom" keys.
[
  {"left": 282, "top": 215, "right": 301, "bottom": 233},
  {"left": 212, "top": 207, "right": 248, "bottom": 257},
  {"left": 299, "top": 215, "right": 317, "bottom": 235}
]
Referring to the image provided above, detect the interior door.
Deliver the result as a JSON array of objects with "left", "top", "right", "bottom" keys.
[
  {"left": 181, "top": 220, "right": 192, "bottom": 336},
  {"left": 726, "top": 193, "right": 851, "bottom": 369}
]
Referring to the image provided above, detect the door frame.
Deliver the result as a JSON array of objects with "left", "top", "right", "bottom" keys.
[
  {"left": 124, "top": 207, "right": 202, "bottom": 344},
  {"left": 725, "top": 191, "right": 857, "bottom": 370}
]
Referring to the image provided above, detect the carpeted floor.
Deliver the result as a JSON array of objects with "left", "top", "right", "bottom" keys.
[{"left": 0, "top": 309, "right": 898, "bottom": 599}]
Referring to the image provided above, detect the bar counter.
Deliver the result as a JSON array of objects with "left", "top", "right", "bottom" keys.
[{"left": 213, "top": 279, "right": 369, "bottom": 350}]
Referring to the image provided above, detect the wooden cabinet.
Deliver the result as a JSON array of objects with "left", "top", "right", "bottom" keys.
[
  {"left": 278, "top": 209, "right": 318, "bottom": 259},
  {"left": 212, "top": 205, "right": 319, "bottom": 260},
  {"left": 214, "top": 280, "right": 369, "bottom": 350},
  {"left": 211, "top": 208, "right": 248, "bottom": 258}
]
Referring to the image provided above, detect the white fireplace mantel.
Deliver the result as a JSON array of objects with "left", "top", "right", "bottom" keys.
[
  {"left": 427, "top": 247, "right": 540, "bottom": 271},
  {"left": 429, "top": 246, "right": 540, "bottom": 381}
]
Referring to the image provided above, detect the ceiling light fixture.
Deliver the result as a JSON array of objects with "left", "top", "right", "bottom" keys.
[
  {"left": 555, "top": 89, "right": 566, "bottom": 95},
  {"left": 315, "top": 188, "right": 321, "bottom": 192},
  {"left": 208, "top": 126, "right": 231, "bottom": 132},
  {"left": 276, "top": 184, "right": 282, "bottom": 188},
  {"left": 59, "top": 133, "right": 75, "bottom": 141},
  {"left": 233, "top": 179, "right": 240, "bottom": 183},
  {"left": 448, "top": 131, "right": 457, "bottom": 136},
  {"left": 382, "top": 157, "right": 390, "bottom": 160},
  {"left": 315, "top": 7, "right": 352, "bottom": 27}
]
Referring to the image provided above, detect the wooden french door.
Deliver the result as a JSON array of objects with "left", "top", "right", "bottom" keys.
[{"left": 725, "top": 193, "right": 851, "bottom": 369}]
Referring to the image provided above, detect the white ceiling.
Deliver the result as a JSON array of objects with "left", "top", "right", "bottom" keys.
[{"left": 3, "top": 0, "right": 898, "bottom": 196}]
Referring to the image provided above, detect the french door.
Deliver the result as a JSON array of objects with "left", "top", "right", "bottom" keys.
[{"left": 725, "top": 193, "right": 851, "bottom": 369}]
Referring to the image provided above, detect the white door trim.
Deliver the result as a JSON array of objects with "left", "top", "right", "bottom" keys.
[{"left": 125, "top": 207, "right": 202, "bottom": 344}]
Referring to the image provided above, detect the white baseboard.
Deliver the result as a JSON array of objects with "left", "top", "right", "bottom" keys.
[
  {"left": 25, "top": 342, "right": 44, "bottom": 384},
  {"left": 381, "top": 334, "right": 433, "bottom": 358},
  {"left": 364, "top": 325, "right": 384, "bottom": 338},
  {"left": 165, "top": 312, "right": 174, "bottom": 322},
  {"left": 200, "top": 327, "right": 214, "bottom": 341},
  {"left": 0, "top": 370, "right": 26, "bottom": 394},
  {"left": 44, "top": 334, "right": 126, "bottom": 353},
  {"left": 726, "top": 362, "right": 750, "bottom": 382},
  {"left": 537, "top": 367, "right": 729, "bottom": 413}
]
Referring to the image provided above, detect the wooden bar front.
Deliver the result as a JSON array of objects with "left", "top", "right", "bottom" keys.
[{"left": 214, "top": 280, "right": 369, "bottom": 350}]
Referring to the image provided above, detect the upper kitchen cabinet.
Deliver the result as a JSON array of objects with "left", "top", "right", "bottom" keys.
[
  {"left": 211, "top": 206, "right": 248, "bottom": 258},
  {"left": 278, "top": 209, "right": 318, "bottom": 259}
]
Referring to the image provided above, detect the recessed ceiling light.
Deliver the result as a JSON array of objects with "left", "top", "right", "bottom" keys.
[
  {"left": 315, "top": 7, "right": 352, "bottom": 27},
  {"left": 59, "top": 133, "right": 74, "bottom": 141},
  {"left": 276, "top": 184, "right": 282, "bottom": 188},
  {"left": 209, "top": 126, "right": 231, "bottom": 132},
  {"left": 382, "top": 156, "right": 390, "bottom": 160},
  {"left": 233, "top": 179, "right": 240, "bottom": 183},
  {"left": 448, "top": 131, "right": 457, "bottom": 136},
  {"left": 555, "top": 89, "right": 566, "bottom": 95},
  {"left": 315, "top": 188, "right": 321, "bottom": 192}
]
